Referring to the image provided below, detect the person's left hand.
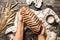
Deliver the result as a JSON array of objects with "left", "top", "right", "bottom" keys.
[{"left": 18, "top": 10, "right": 23, "bottom": 22}]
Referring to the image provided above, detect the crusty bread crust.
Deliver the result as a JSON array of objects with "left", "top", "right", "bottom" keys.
[{"left": 20, "top": 6, "right": 42, "bottom": 34}]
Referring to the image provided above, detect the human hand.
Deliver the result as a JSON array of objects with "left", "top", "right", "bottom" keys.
[
  {"left": 40, "top": 24, "right": 45, "bottom": 35},
  {"left": 18, "top": 10, "right": 23, "bottom": 22},
  {"left": 38, "top": 24, "right": 45, "bottom": 40},
  {"left": 38, "top": 24, "right": 45, "bottom": 36},
  {"left": 14, "top": 10, "right": 24, "bottom": 40}
]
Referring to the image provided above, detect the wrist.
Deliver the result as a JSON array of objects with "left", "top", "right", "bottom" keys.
[{"left": 38, "top": 33, "right": 44, "bottom": 37}]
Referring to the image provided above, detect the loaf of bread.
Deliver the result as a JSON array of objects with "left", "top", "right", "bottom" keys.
[{"left": 20, "top": 6, "right": 42, "bottom": 33}]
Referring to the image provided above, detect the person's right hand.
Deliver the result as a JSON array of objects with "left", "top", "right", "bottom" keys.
[
  {"left": 40, "top": 24, "right": 45, "bottom": 35},
  {"left": 38, "top": 24, "right": 45, "bottom": 40}
]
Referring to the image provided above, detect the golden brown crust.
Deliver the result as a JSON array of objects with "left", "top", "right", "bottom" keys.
[{"left": 20, "top": 6, "right": 42, "bottom": 34}]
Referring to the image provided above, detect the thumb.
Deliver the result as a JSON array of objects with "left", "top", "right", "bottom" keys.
[
  {"left": 40, "top": 24, "right": 45, "bottom": 35},
  {"left": 18, "top": 10, "right": 23, "bottom": 21}
]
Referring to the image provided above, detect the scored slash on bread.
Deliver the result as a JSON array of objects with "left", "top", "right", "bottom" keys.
[{"left": 20, "top": 6, "right": 42, "bottom": 33}]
